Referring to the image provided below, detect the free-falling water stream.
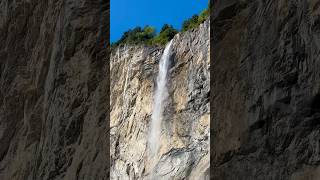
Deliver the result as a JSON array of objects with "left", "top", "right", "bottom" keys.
[{"left": 148, "top": 40, "right": 173, "bottom": 176}]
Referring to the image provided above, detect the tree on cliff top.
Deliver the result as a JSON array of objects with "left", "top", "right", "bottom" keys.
[
  {"left": 182, "top": 8, "right": 209, "bottom": 32},
  {"left": 113, "top": 26, "right": 156, "bottom": 46},
  {"left": 111, "top": 24, "right": 177, "bottom": 47},
  {"left": 112, "top": 5, "right": 209, "bottom": 47},
  {"left": 152, "top": 24, "right": 178, "bottom": 45}
]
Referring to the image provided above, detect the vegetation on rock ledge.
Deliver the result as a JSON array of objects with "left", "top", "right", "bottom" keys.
[
  {"left": 111, "top": 7, "right": 209, "bottom": 49},
  {"left": 111, "top": 24, "right": 178, "bottom": 47},
  {"left": 182, "top": 8, "right": 209, "bottom": 32}
]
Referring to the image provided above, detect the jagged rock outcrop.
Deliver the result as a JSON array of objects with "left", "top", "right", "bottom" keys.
[
  {"left": 212, "top": 0, "right": 320, "bottom": 179},
  {"left": 110, "top": 21, "right": 210, "bottom": 179},
  {"left": 0, "top": 0, "right": 109, "bottom": 179}
]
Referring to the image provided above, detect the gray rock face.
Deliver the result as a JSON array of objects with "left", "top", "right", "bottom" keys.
[
  {"left": 0, "top": 0, "right": 109, "bottom": 179},
  {"left": 212, "top": 1, "right": 320, "bottom": 179},
  {"left": 110, "top": 21, "right": 210, "bottom": 179}
]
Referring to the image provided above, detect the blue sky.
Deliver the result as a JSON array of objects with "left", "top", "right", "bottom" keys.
[{"left": 110, "top": 0, "right": 208, "bottom": 43}]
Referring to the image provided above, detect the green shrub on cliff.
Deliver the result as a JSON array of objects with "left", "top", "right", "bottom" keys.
[
  {"left": 112, "top": 6, "right": 209, "bottom": 47},
  {"left": 114, "top": 26, "right": 156, "bottom": 46},
  {"left": 182, "top": 8, "right": 209, "bottom": 32},
  {"left": 152, "top": 24, "right": 178, "bottom": 45},
  {"left": 198, "top": 8, "right": 209, "bottom": 24},
  {"left": 112, "top": 24, "right": 177, "bottom": 47},
  {"left": 182, "top": 15, "right": 199, "bottom": 32}
]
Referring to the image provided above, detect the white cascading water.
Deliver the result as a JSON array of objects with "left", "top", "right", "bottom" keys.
[{"left": 148, "top": 40, "right": 173, "bottom": 159}]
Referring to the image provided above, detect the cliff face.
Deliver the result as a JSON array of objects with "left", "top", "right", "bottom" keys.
[
  {"left": 212, "top": 0, "right": 320, "bottom": 179},
  {"left": 0, "top": 0, "right": 109, "bottom": 179},
  {"left": 110, "top": 21, "right": 210, "bottom": 179},
  {"left": 1, "top": 0, "right": 210, "bottom": 179}
]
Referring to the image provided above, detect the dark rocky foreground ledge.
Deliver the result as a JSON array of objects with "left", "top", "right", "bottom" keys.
[
  {"left": 211, "top": 0, "right": 320, "bottom": 179},
  {"left": 0, "top": 0, "right": 109, "bottom": 179}
]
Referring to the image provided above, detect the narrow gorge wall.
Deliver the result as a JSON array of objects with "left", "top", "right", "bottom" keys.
[
  {"left": 110, "top": 21, "right": 210, "bottom": 179},
  {"left": 5, "top": 0, "right": 319, "bottom": 179},
  {"left": 0, "top": 0, "right": 109, "bottom": 179},
  {"left": 212, "top": 0, "right": 320, "bottom": 179}
]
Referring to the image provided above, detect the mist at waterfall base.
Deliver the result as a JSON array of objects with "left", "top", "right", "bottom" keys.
[{"left": 148, "top": 40, "right": 173, "bottom": 161}]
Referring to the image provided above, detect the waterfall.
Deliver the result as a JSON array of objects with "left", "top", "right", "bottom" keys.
[{"left": 148, "top": 40, "right": 173, "bottom": 159}]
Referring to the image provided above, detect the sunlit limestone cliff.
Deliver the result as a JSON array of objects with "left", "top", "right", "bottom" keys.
[{"left": 110, "top": 20, "right": 210, "bottom": 179}]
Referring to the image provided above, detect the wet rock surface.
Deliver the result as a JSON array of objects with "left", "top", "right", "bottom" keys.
[
  {"left": 212, "top": 0, "right": 320, "bottom": 179},
  {"left": 110, "top": 21, "right": 210, "bottom": 179}
]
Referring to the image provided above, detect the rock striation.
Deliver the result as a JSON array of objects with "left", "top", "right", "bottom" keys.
[
  {"left": 110, "top": 20, "right": 210, "bottom": 179},
  {"left": 212, "top": 0, "right": 320, "bottom": 179},
  {"left": 0, "top": 0, "right": 109, "bottom": 179}
]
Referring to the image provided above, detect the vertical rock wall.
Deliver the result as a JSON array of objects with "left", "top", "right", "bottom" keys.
[
  {"left": 0, "top": 0, "right": 109, "bottom": 179},
  {"left": 212, "top": 0, "right": 320, "bottom": 179}
]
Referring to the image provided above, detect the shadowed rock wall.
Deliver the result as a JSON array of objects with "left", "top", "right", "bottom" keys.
[
  {"left": 0, "top": 0, "right": 109, "bottom": 179},
  {"left": 211, "top": 0, "right": 320, "bottom": 179}
]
